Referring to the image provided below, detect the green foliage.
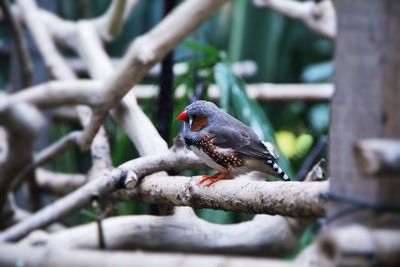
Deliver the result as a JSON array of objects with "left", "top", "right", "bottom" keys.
[
  {"left": 51, "top": 123, "right": 82, "bottom": 173},
  {"left": 301, "top": 61, "right": 333, "bottom": 83},
  {"left": 276, "top": 131, "right": 314, "bottom": 160}
]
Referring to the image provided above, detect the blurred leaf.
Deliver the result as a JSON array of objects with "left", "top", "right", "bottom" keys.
[
  {"left": 228, "top": 0, "right": 247, "bottom": 62},
  {"left": 51, "top": 123, "right": 79, "bottom": 173},
  {"left": 117, "top": 202, "right": 135, "bottom": 215},
  {"left": 301, "top": 61, "right": 333, "bottom": 83},
  {"left": 295, "top": 133, "right": 314, "bottom": 158},
  {"left": 185, "top": 40, "right": 221, "bottom": 59},
  {"left": 214, "top": 63, "right": 293, "bottom": 178},
  {"left": 276, "top": 131, "right": 297, "bottom": 159},
  {"left": 308, "top": 104, "right": 330, "bottom": 134}
]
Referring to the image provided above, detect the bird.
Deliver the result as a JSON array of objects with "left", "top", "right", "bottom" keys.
[{"left": 176, "top": 100, "right": 290, "bottom": 187}]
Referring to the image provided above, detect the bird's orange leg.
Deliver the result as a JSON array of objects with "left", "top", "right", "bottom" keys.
[{"left": 198, "top": 172, "right": 230, "bottom": 187}]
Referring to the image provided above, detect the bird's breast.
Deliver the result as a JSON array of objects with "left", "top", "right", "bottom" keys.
[
  {"left": 190, "top": 145, "right": 227, "bottom": 173},
  {"left": 190, "top": 134, "right": 245, "bottom": 173}
]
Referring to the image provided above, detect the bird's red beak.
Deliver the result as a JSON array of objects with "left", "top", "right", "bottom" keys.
[{"left": 177, "top": 110, "right": 189, "bottom": 122}]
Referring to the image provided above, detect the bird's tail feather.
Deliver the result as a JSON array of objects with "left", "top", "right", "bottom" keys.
[{"left": 265, "top": 159, "right": 290, "bottom": 181}]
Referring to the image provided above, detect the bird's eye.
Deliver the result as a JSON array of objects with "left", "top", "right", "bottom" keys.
[{"left": 189, "top": 116, "right": 194, "bottom": 128}]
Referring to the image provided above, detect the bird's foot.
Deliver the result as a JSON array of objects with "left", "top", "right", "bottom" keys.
[{"left": 198, "top": 172, "right": 230, "bottom": 187}]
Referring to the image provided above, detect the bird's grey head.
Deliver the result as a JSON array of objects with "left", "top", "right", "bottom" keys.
[
  {"left": 177, "top": 100, "right": 220, "bottom": 145},
  {"left": 185, "top": 100, "right": 219, "bottom": 118}
]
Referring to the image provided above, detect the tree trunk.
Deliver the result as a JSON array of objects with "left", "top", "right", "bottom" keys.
[{"left": 329, "top": 0, "right": 400, "bottom": 226}]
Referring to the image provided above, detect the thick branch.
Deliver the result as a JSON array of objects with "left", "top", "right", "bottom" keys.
[
  {"left": 318, "top": 225, "right": 400, "bottom": 267},
  {"left": 22, "top": 209, "right": 309, "bottom": 257},
  {"left": 0, "top": 244, "right": 297, "bottom": 267},
  {"left": 116, "top": 174, "right": 327, "bottom": 217},
  {"left": 253, "top": 0, "right": 336, "bottom": 40}
]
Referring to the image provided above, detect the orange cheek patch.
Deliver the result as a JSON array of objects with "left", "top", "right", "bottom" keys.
[{"left": 191, "top": 116, "right": 208, "bottom": 132}]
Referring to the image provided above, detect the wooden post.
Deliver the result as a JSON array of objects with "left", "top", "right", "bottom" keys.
[{"left": 328, "top": 0, "right": 400, "bottom": 226}]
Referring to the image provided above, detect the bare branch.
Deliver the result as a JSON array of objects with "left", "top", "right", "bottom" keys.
[
  {"left": 0, "top": 103, "right": 43, "bottom": 225},
  {"left": 0, "top": 149, "right": 204, "bottom": 242},
  {"left": 22, "top": 209, "right": 309, "bottom": 257},
  {"left": 111, "top": 91, "right": 169, "bottom": 155},
  {"left": 304, "top": 159, "right": 326, "bottom": 182},
  {"left": 79, "top": 0, "right": 227, "bottom": 149},
  {"left": 35, "top": 168, "right": 87, "bottom": 195},
  {"left": 116, "top": 174, "right": 327, "bottom": 217},
  {"left": 93, "top": 0, "right": 139, "bottom": 41},
  {"left": 68, "top": 58, "right": 258, "bottom": 78},
  {"left": 197, "top": 83, "right": 333, "bottom": 102},
  {"left": 354, "top": 139, "right": 400, "bottom": 177},
  {"left": 0, "top": 148, "right": 327, "bottom": 242},
  {"left": 0, "top": 80, "right": 102, "bottom": 109},
  {"left": 18, "top": 0, "right": 112, "bottom": 173},
  {"left": 51, "top": 107, "right": 80, "bottom": 122},
  {"left": 16, "top": 0, "right": 76, "bottom": 80},
  {"left": 318, "top": 225, "right": 400, "bottom": 267},
  {"left": 253, "top": 0, "right": 336, "bottom": 40},
  {"left": 1, "top": 80, "right": 333, "bottom": 111},
  {"left": 0, "top": 243, "right": 299, "bottom": 267}
]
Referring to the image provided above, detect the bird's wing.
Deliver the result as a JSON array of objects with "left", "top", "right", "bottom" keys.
[{"left": 210, "top": 126, "right": 277, "bottom": 160}]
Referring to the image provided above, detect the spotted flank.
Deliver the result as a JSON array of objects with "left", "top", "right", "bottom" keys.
[{"left": 266, "top": 159, "right": 290, "bottom": 181}]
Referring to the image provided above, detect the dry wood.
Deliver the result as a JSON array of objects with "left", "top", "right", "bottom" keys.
[
  {"left": 253, "top": 0, "right": 336, "bottom": 40},
  {"left": 16, "top": 0, "right": 112, "bottom": 169},
  {"left": 329, "top": 0, "right": 400, "bottom": 226},
  {"left": 0, "top": 149, "right": 205, "bottom": 242},
  {"left": 0, "top": 243, "right": 297, "bottom": 267},
  {"left": 35, "top": 168, "right": 87, "bottom": 195},
  {"left": 21, "top": 208, "right": 309, "bottom": 256},
  {"left": 0, "top": 103, "right": 43, "bottom": 225},
  {"left": 0, "top": 147, "right": 327, "bottom": 242},
  {"left": 354, "top": 139, "right": 400, "bottom": 177},
  {"left": 92, "top": 0, "right": 139, "bottom": 41},
  {"left": 318, "top": 225, "right": 400, "bottom": 267},
  {"left": 0, "top": 80, "right": 333, "bottom": 109},
  {"left": 77, "top": 0, "right": 227, "bottom": 149},
  {"left": 116, "top": 174, "right": 327, "bottom": 217}
]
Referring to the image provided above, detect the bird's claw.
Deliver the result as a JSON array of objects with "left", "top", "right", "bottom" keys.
[{"left": 198, "top": 172, "right": 229, "bottom": 187}]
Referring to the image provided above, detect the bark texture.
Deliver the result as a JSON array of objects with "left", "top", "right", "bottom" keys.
[{"left": 329, "top": 0, "right": 400, "bottom": 225}]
